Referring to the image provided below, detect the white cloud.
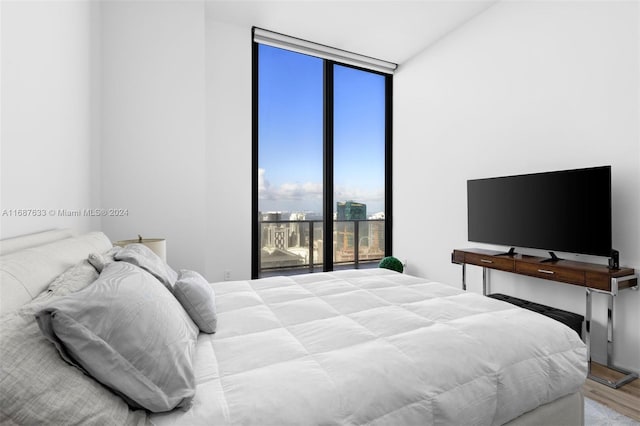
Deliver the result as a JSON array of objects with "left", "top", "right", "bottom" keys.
[
  {"left": 259, "top": 169, "right": 384, "bottom": 211},
  {"left": 258, "top": 168, "right": 269, "bottom": 193},
  {"left": 259, "top": 169, "right": 322, "bottom": 201},
  {"left": 334, "top": 185, "right": 384, "bottom": 204}
]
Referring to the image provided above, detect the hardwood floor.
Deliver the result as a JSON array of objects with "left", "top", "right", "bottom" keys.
[{"left": 582, "top": 362, "right": 640, "bottom": 421}]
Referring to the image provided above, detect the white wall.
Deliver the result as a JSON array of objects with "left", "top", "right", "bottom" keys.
[
  {"left": 100, "top": 1, "right": 207, "bottom": 273},
  {"left": 1, "top": 0, "right": 100, "bottom": 238},
  {"left": 204, "top": 17, "right": 252, "bottom": 282},
  {"left": 394, "top": 1, "right": 639, "bottom": 372},
  {"left": 0, "top": 0, "right": 231, "bottom": 280},
  {"left": 99, "top": 2, "right": 250, "bottom": 281}
]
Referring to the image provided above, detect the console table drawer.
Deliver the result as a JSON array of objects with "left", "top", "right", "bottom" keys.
[
  {"left": 464, "top": 253, "right": 514, "bottom": 272},
  {"left": 515, "top": 262, "right": 585, "bottom": 286}
]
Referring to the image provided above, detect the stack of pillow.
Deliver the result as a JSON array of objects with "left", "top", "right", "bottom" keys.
[{"left": 1, "top": 240, "right": 216, "bottom": 423}]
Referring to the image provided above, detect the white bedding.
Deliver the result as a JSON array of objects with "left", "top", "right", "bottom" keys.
[{"left": 151, "top": 268, "right": 587, "bottom": 426}]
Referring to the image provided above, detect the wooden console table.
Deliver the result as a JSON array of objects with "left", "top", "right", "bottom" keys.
[{"left": 452, "top": 248, "right": 638, "bottom": 389}]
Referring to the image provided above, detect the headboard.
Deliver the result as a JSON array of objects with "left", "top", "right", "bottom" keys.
[
  {"left": 0, "top": 231, "right": 112, "bottom": 315},
  {"left": 0, "top": 228, "right": 77, "bottom": 256}
]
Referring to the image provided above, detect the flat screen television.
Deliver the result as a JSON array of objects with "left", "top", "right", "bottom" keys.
[{"left": 467, "top": 166, "right": 612, "bottom": 257}]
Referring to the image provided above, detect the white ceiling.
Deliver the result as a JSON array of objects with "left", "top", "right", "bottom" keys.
[{"left": 207, "top": 0, "right": 500, "bottom": 65}]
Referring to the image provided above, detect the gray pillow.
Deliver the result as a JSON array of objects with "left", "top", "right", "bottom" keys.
[
  {"left": 114, "top": 243, "right": 178, "bottom": 290},
  {"left": 35, "top": 261, "right": 198, "bottom": 413},
  {"left": 0, "top": 309, "right": 147, "bottom": 425},
  {"left": 174, "top": 270, "right": 217, "bottom": 333},
  {"left": 87, "top": 246, "right": 121, "bottom": 273}
]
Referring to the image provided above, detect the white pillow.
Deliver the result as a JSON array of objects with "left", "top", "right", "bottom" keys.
[
  {"left": 23, "top": 259, "right": 99, "bottom": 315},
  {"left": 173, "top": 270, "right": 217, "bottom": 333}
]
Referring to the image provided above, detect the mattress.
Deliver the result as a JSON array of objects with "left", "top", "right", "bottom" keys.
[{"left": 150, "top": 268, "right": 587, "bottom": 425}]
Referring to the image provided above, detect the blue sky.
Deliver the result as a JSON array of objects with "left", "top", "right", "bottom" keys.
[{"left": 258, "top": 44, "right": 386, "bottom": 216}]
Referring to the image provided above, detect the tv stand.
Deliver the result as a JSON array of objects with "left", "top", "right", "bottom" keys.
[
  {"left": 540, "top": 251, "right": 561, "bottom": 263},
  {"left": 495, "top": 247, "right": 517, "bottom": 257},
  {"left": 452, "top": 248, "right": 638, "bottom": 389}
]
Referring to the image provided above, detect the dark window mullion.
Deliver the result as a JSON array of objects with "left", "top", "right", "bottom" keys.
[
  {"left": 384, "top": 74, "right": 393, "bottom": 256},
  {"left": 323, "top": 60, "right": 334, "bottom": 272},
  {"left": 251, "top": 33, "right": 259, "bottom": 279}
]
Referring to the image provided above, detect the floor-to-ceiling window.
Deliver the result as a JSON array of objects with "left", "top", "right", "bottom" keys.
[{"left": 252, "top": 28, "right": 395, "bottom": 278}]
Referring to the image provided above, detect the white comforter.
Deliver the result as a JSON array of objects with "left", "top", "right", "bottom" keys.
[{"left": 151, "top": 269, "right": 587, "bottom": 426}]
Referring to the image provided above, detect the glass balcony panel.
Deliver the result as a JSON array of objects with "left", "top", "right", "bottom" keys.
[
  {"left": 313, "top": 221, "right": 324, "bottom": 267},
  {"left": 334, "top": 220, "right": 355, "bottom": 264},
  {"left": 259, "top": 219, "right": 383, "bottom": 276},
  {"left": 358, "top": 220, "right": 385, "bottom": 261},
  {"left": 260, "top": 221, "right": 309, "bottom": 271}
]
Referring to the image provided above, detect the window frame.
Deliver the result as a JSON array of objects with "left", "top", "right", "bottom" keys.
[{"left": 251, "top": 30, "right": 393, "bottom": 279}]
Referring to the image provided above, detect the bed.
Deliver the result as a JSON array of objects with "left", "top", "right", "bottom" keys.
[{"left": 0, "top": 230, "right": 587, "bottom": 425}]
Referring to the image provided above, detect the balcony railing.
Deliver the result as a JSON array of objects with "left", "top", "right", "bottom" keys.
[{"left": 259, "top": 219, "right": 385, "bottom": 276}]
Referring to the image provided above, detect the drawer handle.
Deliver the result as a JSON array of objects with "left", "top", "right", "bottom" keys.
[
  {"left": 538, "top": 269, "right": 555, "bottom": 275},
  {"left": 480, "top": 259, "right": 493, "bottom": 264}
]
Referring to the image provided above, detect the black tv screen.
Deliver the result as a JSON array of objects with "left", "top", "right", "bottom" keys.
[{"left": 467, "top": 166, "right": 612, "bottom": 257}]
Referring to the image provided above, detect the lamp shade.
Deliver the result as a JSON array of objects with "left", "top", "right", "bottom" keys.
[{"left": 114, "top": 236, "right": 166, "bottom": 261}]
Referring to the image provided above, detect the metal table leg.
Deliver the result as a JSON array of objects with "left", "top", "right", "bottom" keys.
[
  {"left": 586, "top": 275, "right": 638, "bottom": 389},
  {"left": 482, "top": 267, "right": 488, "bottom": 296},
  {"left": 585, "top": 288, "right": 592, "bottom": 365},
  {"left": 462, "top": 263, "right": 466, "bottom": 291}
]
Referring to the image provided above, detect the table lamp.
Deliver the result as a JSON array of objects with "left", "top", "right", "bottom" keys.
[{"left": 114, "top": 235, "right": 167, "bottom": 261}]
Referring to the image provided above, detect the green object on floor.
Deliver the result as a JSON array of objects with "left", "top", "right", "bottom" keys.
[{"left": 379, "top": 256, "right": 403, "bottom": 273}]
